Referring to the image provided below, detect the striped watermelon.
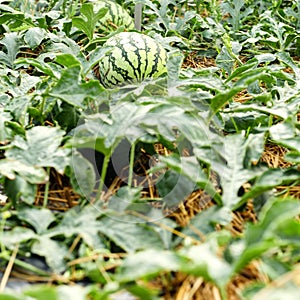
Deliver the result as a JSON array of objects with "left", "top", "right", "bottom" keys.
[
  {"left": 94, "top": 32, "right": 167, "bottom": 88},
  {"left": 89, "top": 0, "right": 134, "bottom": 32}
]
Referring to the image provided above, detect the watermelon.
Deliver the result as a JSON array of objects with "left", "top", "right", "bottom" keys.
[
  {"left": 94, "top": 32, "right": 167, "bottom": 88},
  {"left": 89, "top": 0, "right": 134, "bottom": 32}
]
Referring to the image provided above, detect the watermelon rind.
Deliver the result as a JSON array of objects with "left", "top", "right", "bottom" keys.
[{"left": 95, "top": 32, "right": 167, "bottom": 88}]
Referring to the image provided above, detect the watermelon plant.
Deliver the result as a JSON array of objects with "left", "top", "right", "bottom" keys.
[{"left": 0, "top": 0, "right": 300, "bottom": 299}]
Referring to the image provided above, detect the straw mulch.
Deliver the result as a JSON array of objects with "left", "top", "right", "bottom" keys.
[{"left": 33, "top": 168, "right": 80, "bottom": 210}]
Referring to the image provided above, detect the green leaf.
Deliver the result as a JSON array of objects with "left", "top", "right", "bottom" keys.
[
  {"left": 15, "top": 57, "right": 57, "bottom": 78},
  {"left": 98, "top": 215, "right": 165, "bottom": 252},
  {"left": 232, "top": 197, "right": 300, "bottom": 273},
  {"left": 167, "top": 50, "right": 184, "bottom": 88},
  {"left": 0, "top": 294, "right": 21, "bottom": 300},
  {"left": 150, "top": 217, "right": 177, "bottom": 250},
  {"left": 8, "top": 72, "right": 40, "bottom": 97},
  {"left": 137, "top": 0, "right": 176, "bottom": 32},
  {"left": 68, "top": 102, "right": 152, "bottom": 156},
  {"left": 216, "top": 41, "right": 242, "bottom": 74},
  {"left": 210, "top": 68, "right": 273, "bottom": 115},
  {"left": 249, "top": 198, "right": 300, "bottom": 244},
  {"left": 227, "top": 239, "right": 276, "bottom": 274},
  {"left": 156, "top": 169, "right": 195, "bottom": 208},
  {"left": 196, "top": 133, "right": 266, "bottom": 208},
  {"left": 68, "top": 150, "right": 96, "bottom": 197},
  {"left": 276, "top": 218, "right": 300, "bottom": 245},
  {"left": 5, "top": 126, "right": 71, "bottom": 173},
  {"left": 125, "top": 285, "right": 160, "bottom": 300},
  {"left": 221, "top": 0, "right": 251, "bottom": 31},
  {"left": 157, "top": 155, "right": 207, "bottom": 185},
  {"left": 180, "top": 242, "right": 232, "bottom": 287},
  {"left": 225, "top": 60, "right": 258, "bottom": 83},
  {"left": 284, "top": 151, "right": 300, "bottom": 164},
  {"left": 222, "top": 110, "right": 269, "bottom": 133},
  {"left": 0, "top": 109, "right": 14, "bottom": 143},
  {"left": 48, "top": 66, "right": 104, "bottom": 107},
  {"left": 177, "top": 70, "right": 225, "bottom": 93},
  {"left": 67, "top": 123, "right": 111, "bottom": 156},
  {"left": 0, "top": 285, "right": 90, "bottom": 300},
  {"left": 277, "top": 51, "right": 300, "bottom": 79},
  {"left": 72, "top": 3, "right": 108, "bottom": 40},
  {"left": 248, "top": 283, "right": 300, "bottom": 300},
  {"left": 82, "top": 45, "right": 113, "bottom": 76},
  {"left": 117, "top": 249, "right": 181, "bottom": 282},
  {"left": 240, "top": 167, "right": 300, "bottom": 205},
  {"left": 244, "top": 132, "right": 266, "bottom": 167},
  {"left": 155, "top": 154, "right": 220, "bottom": 203},
  {"left": 24, "top": 286, "right": 59, "bottom": 300},
  {"left": 0, "top": 160, "right": 47, "bottom": 183},
  {"left": 4, "top": 95, "right": 31, "bottom": 125},
  {"left": 0, "top": 226, "right": 36, "bottom": 249},
  {"left": 55, "top": 53, "right": 81, "bottom": 68},
  {"left": 49, "top": 205, "right": 105, "bottom": 249},
  {"left": 18, "top": 207, "right": 56, "bottom": 235},
  {"left": 0, "top": 11, "right": 35, "bottom": 31},
  {"left": 4, "top": 175, "right": 38, "bottom": 205},
  {"left": 182, "top": 206, "right": 232, "bottom": 239},
  {"left": 107, "top": 186, "right": 143, "bottom": 213},
  {"left": 31, "top": 236, "right": 68, "bottom": 273},
  {"left": 0, "top": 126, "right": 71, "bottom": 204},
  {"left": 269, "top": 119, "right": 300, "bottom": 156},
  {"left": 209, "top": 86, "right": 243, "bottom": 115},
  {"left": 55, "top": 102, "right": 80, "bottom": 132},
  {"left": 0, "top": 32, "right": 22, "bottom": 67},
  {"left": 224, "top": 100, "right": 296, "bottom": 120},
  {"left": 24, "top": 27, "right": 46, "bottom": 49}
]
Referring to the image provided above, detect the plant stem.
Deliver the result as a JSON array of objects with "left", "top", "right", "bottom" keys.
[
  {"left": 95, "top": 154, "right": 110, "bottom": 202},
  {"left": 43, "top": 167, "right": 51, "bottom": 208},
  {"left": 0, "top": 219, "right": 6, "bottom": 254},
  {"left": 0, "top": 251, "right": 49, "bottom": 277},
  {"left": 128, "top": 141, "right": 136, "bottom": 187},
  {"left": 134, "top": 3, "right": 143, "bottom": 31},
  {"left": 219, "top": 286, "right": 228, "bottom": 300},
  {"left": 230, "top": 116, "right": 240, "bottom": 133},
  {"left": 222, "top": 33, "right": 243, "bottom": 66},
  {"left": 0, "top": 244, "right": 19, "bottom": 292},
  {"left": 0, "top": 202, "right": 12, "bottom": 213}
]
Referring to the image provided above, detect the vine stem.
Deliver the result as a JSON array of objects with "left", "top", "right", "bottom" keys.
[
  {"left": 0, "top": 215, "right": 8, "bottom": 254},
  {"left": 95, "top": 154, "right": 110, "bottom": 202},
  {"left": 0, "top": 244, "right": 19, "bottom": 292},
  {"left": 219, "top": 286, "right": 228, "bottom": 300},
  {"left": 43, "top": 167, "right": 51, "bottom": 208},
  {"left": 127, "top": 141, "right": 136, "bottom": 187},
  {"left": 0, "top": 251, "right": 49, "bottom": 277}
]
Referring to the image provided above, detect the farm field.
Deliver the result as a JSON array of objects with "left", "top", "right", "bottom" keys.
[{"left": 0, "top": 0, "right": 300, "bottom": 299}]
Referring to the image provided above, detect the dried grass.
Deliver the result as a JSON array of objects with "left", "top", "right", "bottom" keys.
[
  {"left": 182, "top": 51, "right": 216, "bottom": 69},
  {"left": 261, "top": 143, "right": 300, "bottom": 200},
  {"left": 34, "top": 169, "right": 80, "bottom": 210}
]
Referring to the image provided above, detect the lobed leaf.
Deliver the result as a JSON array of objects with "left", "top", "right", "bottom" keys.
[
  {"left": 48, "top": 66, "right": 105, "bottom": 107},
  {"left": 117, "top": 249, "right": 181, "bottom": 282},
  {"left": 72, "top": 3, "right": 108, "bottom": 40}
]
